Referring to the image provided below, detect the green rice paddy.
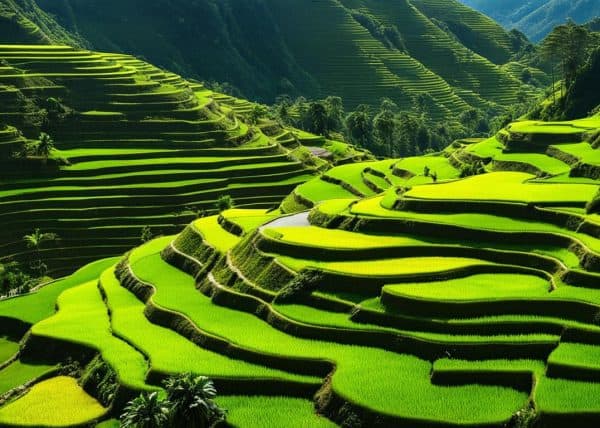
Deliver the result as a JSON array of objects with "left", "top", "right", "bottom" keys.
[{"left": 1, "top": 41, "right": 600, "bottom": 427}]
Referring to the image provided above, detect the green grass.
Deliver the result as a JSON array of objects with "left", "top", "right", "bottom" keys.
[
  {"left": 267, "top": 226, "right": 426, "bottom": 249},
  {"left": 278, "top": 256, "right": 493, "bottom": 277},
  {"left": 221, "top": 209, "right": 280, "bottom": 233},
  {"left": 324, "top": 163, "right": 375, "bottom": 196},
  {"left": 394, "top": 156, "right": 460, "bottom": 180},
  {"left": 536, "top": 377, "right": 600, "bottom": 414},
  {"left": 350, "top": 196, "right": 600, "bottom": 257},
  {"left": 0, "top": 361, "right": 57, "bottom": 395},
  {"left": 128, "top": 243, "right": 527, "bottom": 425},
  {"left": 554, "top": 142, "right": 600, "bottom": 165},
  {"left": 384, "top": 274, "right": 551, "bottom": 301},
  {"left": 433, "top": 358, "right": 545, "bottom": 375},
  {"left": 493, "top": 153, "right": 571, "bottom": 175},
  {"left": 218, "top": 396, "right": 336, "bottom": 428},
  {"left": 404, "top": 172, "right": 597, "bottom": 203},
  {"left": 507, "top": 118, "right": 600, "bottom": 134},
  {"left": 0, "top": 376, "right": 106, "bottom": 426},
  {"left": 31, "top": 281, "right": 152, "bottom": 391},
  {"left": 193, "top": 216, "right": 241, "bottom": 253},
  {"left": 274, "top": 302, "right": 558, "bottom": 345},
  {"left": 0, "top": 338, "right": 19, "bottom": 365},
  {"left": 100, "top": 266, "right": 318, "bottom": 383},
  {"left": 295, "top": 178, "right": 357, "bottom": 203},
  {"left": 548, "top": 342, "right": 600, "bottom": 371},
  {"left": 0, "top": 257, "right": 119, "bottom": 325}
]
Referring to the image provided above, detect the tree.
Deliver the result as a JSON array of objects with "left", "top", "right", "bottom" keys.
[
  {"left": 324, "top": 96, "right": 345, "bottom": 133},
  {"left": 215, "top": 195, "right": 233, "bottom": 212},
  {"left": 140, "top": 226, "right": 154, "bottom": 243},
  {"left": 345, "top": 105, "right": 373, "bottom": 149},
  {"left": 121, "top": 392, "right": 170, "bottom": 428},
  {"left": 542, "top": 20, "right": 592, "bottom": 95},
  {"left": 23, "top": 228, "right": 58, "bottom": 252},
  {"left": 275, "top": 102, "right": 291, "bottom": 126},
  {"left": 373, "top": 109, "right": 396, "bottom": 157},
  {"left": 306, "top": 101, "right": 328, "bottom": 136},
  {"left": 23, "top": 228, "right": 59, "bottom": 277},
  {"left": 35, "top": 132, "right": 55, "bottom": 160},
  {"left": 164, "top": 373, "right": 226, "bottom": 428},
  {"left": 0, "top": 261, "right": 32, "bottom": 296},
  {"left": 247, "top": 104, "right": 268, "bottom": 125}
]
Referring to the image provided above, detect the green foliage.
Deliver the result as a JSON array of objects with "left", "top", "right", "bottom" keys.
[
  {"left": 34, "top": 132, "right": 55, "bottom": 160},
  {"left": 215, "top": 195, "right": 234, "bottom": 213},
  {"left": 164, "top": 373, "right": 226, "bottom": 428},
  {"left": 122, "top": 375, "right": 226, "bottom": 428},
  {"left": 460, "top": 160, "right": 486, "bottom": 178},
  {"left": 33, "top": 0, "right": 542, "bottom": 122},
  {"left": 0, "top": 261, "right": 33, "bottom": 296},
  {"left": 350, "top": 10, "right": 406, "bottom": 52},
  {"left": 23, "top": 228, "right": 58, "bottom": 251},
  {"left": 247, "top": 104, "right": 268, "bottom": 125},
  {"left": 121, "top": 392, "right": 169, "bottom": 428},
  {"left": 140, "top": 226, "right": 154, "bottom": 244},
  {"left": 276, "top": 95, "right": 485, "bottom": 157},
  {"left": 541, "top": 20, "right": 594, "bottom": 91}
]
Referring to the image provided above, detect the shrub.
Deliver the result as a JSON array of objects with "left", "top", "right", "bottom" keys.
[
  {"left": 164, "top": 373, "right": 226, "bottom": 428},
  {"left": 121, "top": 392, "right": 170, "bottom": 428},
  {"left": 510, "top": 404, "right": 538, "bottom": 428},
  {"left": 140, "top": 226, "right": 154, "bottom": 244},
  {"left": 215, "top": 195, "right": 234, "bottom": 212},
  {"left": 0, "top": 261, "right": 33, "bottom": 296}
]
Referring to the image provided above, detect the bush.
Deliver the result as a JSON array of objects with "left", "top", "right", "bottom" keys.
[
  {"left": 140, "top": 226, "right": 154, "bottom": 243},
  {"left": 215, "top": 195, "right": 234, "bottom": 212},
  {"left": 0, "top": 261, "right": 33, "bottom": 296}
]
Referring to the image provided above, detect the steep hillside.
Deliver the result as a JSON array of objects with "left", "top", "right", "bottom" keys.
[
  {"left": 1, "top": 116, "right": 600, "bottom": 426},
  {"left": 35, "top": 0, "right": 545, "bottom": 120},
  {"left": 0, "top": 44, "right": 367, "bottom": 276},
  {"left": 0, "top": 0, "right": 79, "bottom": 45},
  {"left": 460, "top": 0, "right": 600, "bottom": 42}
]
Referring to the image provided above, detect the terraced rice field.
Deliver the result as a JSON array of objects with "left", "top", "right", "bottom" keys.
[
  {"left": 0, "top": 39, "right": 598, "bottom": 428},
  {"left": 1, "top": 114, "right": 600, "bottom": 425},
  {"left": 0, "top": 44, "right": 353, "bottom": 275}
]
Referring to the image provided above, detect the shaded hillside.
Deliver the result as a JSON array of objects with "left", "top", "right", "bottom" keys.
[
  {"left": 0, "top": 44, "right": 367, "bottom": 275},
  {"left": 460, "top": 0, "right": 600, "bottom": 42},
  {"left": 35, "top": 0, "right": 546, "bottom": 120},
  {"left": 0, "top": 0, "right": 79, "bottom": 45}
]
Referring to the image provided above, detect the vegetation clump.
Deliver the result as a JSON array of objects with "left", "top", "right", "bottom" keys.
[{"left": 121, "top": 374, "right": 226, "bottom": 428}]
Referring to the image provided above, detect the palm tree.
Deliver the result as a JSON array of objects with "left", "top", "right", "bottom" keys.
[
  {"left": 23, "top": 229, "right": 59, "bottom": 277},
  {"left": 121, "top": 392, "right": 170, "bottom": 428},
  {"left": 164, "top": 373, "right": 226, "bottom": 427},
  {"left": 35, "top": 132, "right": 55, "bottom": 160},
  {"left": 23, "top": 228, "right": 58, "bottom": 252}
]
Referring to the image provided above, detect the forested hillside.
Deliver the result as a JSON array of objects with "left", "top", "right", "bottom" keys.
[
  {"left": 460, "top": 0, "right": 600, "bottom": 42},
  {"left": 31, "top": 0, "right": 546, "bottom": 122}
]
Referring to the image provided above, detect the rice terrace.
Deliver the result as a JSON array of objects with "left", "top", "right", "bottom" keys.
[{"left": 0, "top": 1, "right": 599, "bottom": 427}]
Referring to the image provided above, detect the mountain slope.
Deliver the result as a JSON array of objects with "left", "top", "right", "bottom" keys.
[
  {"left": 460, "top": 0, "right": 600, "bottom": 42},
  {"left": 0, "top": 0, "right": 80, "bottom": 45},
  {"left": 0, "top": 44, "right": 369, "bottom": 275},
  {"left": 34, "top": 0, "right": 545, "bottom": 120}
]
